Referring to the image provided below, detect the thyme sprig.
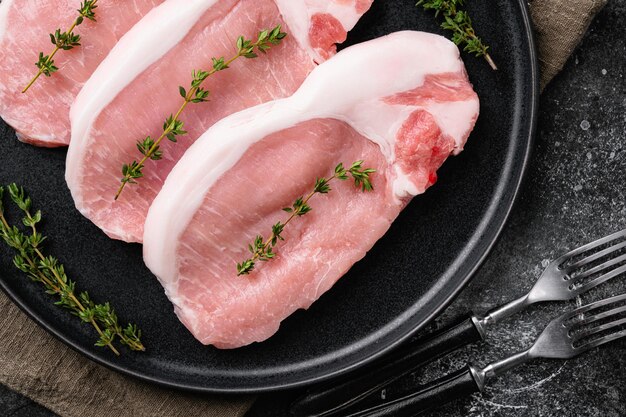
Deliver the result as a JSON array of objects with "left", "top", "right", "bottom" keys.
[
  {"left": 236, "top": 161, "right": 376, "bottom": 276},
  {"left": 416, "top": 0, "right": 497, "bottom": 70},
  {"left": 115, "top": 25, "right": 288, "bottom": 200},
  {"left": 0, "top": 184, "right": 144, "bottom": 355},
  {"left": 22, "top": 1, "right": 99, "bottom": 93}
]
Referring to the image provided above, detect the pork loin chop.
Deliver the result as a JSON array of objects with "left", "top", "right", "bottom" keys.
[{"left": 143, "top": 31, "right": 480, "bottom": 348}]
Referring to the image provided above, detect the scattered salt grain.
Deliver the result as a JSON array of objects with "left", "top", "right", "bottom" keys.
[
  {"left": 602, "top": 69, "right": 607, "bottom": 75},
  {"left": 580, "top": 120, "right": 591, "bottom": 130},
  {"left": 574, "top": 185, "right": 583, "bottom": 192}
]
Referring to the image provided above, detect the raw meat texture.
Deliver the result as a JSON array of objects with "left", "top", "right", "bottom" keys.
[
  {"left": 66, "top": 0, "right": 373, "bottom": 243},
  {"left": 143, "top": 31, "right": 480, "bottom": 348},
  {"left": 274, "top": 0, "right": 374, "bottom": 61},
  {"left": 0, "top": 0, "right": 164, "bottom": 147}
]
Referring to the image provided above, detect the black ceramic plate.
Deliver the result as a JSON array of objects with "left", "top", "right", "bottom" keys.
[{"left": 0, "top": 0, "right": 538, "bottom": 393}]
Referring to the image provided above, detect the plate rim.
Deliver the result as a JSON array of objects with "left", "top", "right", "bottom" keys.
[{"left": 0, "top": 0, "right": 539, "bottom": 394}]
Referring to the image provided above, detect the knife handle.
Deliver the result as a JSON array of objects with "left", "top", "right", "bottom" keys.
[
  {"left": 345, "top": 365, "right": 482, "bottom": 417},
  {"left": 290, "top": 314, "right": 484, "bottom": 417}
]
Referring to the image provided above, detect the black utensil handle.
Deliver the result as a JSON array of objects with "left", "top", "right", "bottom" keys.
[
  {"left": 290, "top": 314, "right": 484, "bottom": 417},
  {"left": 346, "top": 366, "right": 481, "bottom": 417}
]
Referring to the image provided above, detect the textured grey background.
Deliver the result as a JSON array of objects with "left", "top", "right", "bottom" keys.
[{"left": 2, "top": 0, "right": 625, "bottom": 415}]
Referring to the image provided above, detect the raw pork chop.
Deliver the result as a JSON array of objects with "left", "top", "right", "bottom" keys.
[
  {"left": 0, "top": 0, "right": 164, "bottom": 147},
  {"left": 143, "top": 31, "right": 480, "bottom": 348},
  {"left": 66, "top": 0, "right": 373, "bottom": 243}
]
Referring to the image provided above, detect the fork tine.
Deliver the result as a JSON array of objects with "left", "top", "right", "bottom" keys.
[
  {"left": 576, "top": 304, "right": 626, "bottom": 326},
  {"left": 555, "top": 229, "right": 626, "bottom": 267},
  {"left": 574, "top": 263, "right": 626, "bottom": 295},
  {"left": 565, "top": 293, "right": 626, "bottom": 319},
  {"left": 574, "top": 316, "right": 626, "bottom": 341},
  {"left": 575, "top": 329, "right": 626, "bottom": 352},
  {"left": 565, "top": 240, "right": 626, "bottom": 273},
  {"left": 568, "top": 293, "right": 626, "bottom": 353},
  {"left": 571, "top": 252, "right": 626, "bottom": 283}
]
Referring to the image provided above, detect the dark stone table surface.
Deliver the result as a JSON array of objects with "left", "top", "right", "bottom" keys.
[{"left": 2, "top": 1, "right": 624, "bottom": 416}]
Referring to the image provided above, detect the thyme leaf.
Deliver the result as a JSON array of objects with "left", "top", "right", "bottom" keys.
[
  {"left": 0, "top": 184, "right": 144, "bottom": 355},
  {"left": 22, "top": 1, "right": 99, "bottom": 93},
  {"left": 236, "top": 161, "right": 376, "bottom": 276},
  {"left": 416, "top": 0, "right": 497, "bottom": 70},
  {"left": 115, "top": 25, "right": 288, "bottom": 200}
]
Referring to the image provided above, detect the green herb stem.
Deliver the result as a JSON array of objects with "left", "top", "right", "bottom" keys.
[
  {"left": 22, "top": 1, "right": 99, "bottom": 93},
  {"left": 236, "top": 161, "right": 376, "bottom": 276},
  {"left": 417, "top": 0, "right": 497, "bottom": 70},
  {"left": 115, "top": 25, "right": 287, "bottom": 200},
  {"left": 243, "top": 183, "right": 322, "bottom": 269},
  {"left": 0, "top": 184, "right": 144, "bottom": 354},
  {"left": 0, "top": 207, "right": 120, "bottom": 355}
]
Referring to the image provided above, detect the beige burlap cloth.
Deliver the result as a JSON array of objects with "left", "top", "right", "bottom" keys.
[{"left": 0, "top": 1, "right": 607, "bottom": 416}]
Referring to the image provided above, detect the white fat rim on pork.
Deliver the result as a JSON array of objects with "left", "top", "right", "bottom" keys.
[
  {"left": 143, "top": 31, "right": 479, "bottom": 294},
  {"left": 0, "top": 0, "right": 15, "bottom": 43},
  {"left": 66, "top": 0, "right": 222, "bottom": 193}
]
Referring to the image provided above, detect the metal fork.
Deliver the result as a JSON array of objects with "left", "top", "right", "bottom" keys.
[
  {"left": 480, "top": 228, "right": 626, "bottom": 328},
  {"left": 345, "top": 293, "right": 626, "bottom": 417},
  {"left": 291, "top": 229, "right": 626, "bottom": 417}
]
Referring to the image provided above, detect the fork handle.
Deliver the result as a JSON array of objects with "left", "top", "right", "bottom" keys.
[
  {"left": 345, "top": 365, "right": 482, "bottom": 417},
  {"left": 290, "top": 314, "right": 484, "bottom": 417}
]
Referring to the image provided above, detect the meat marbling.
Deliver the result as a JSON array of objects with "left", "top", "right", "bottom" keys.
[
  {"left": 143, "top": 31, "right": 480, "bottom": 348},
  {"left": 66, "top": 0, "right": 373, "bottom": 243},
  {"left": 0, "top": 0, "right": 164, "bottom": 147}
]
